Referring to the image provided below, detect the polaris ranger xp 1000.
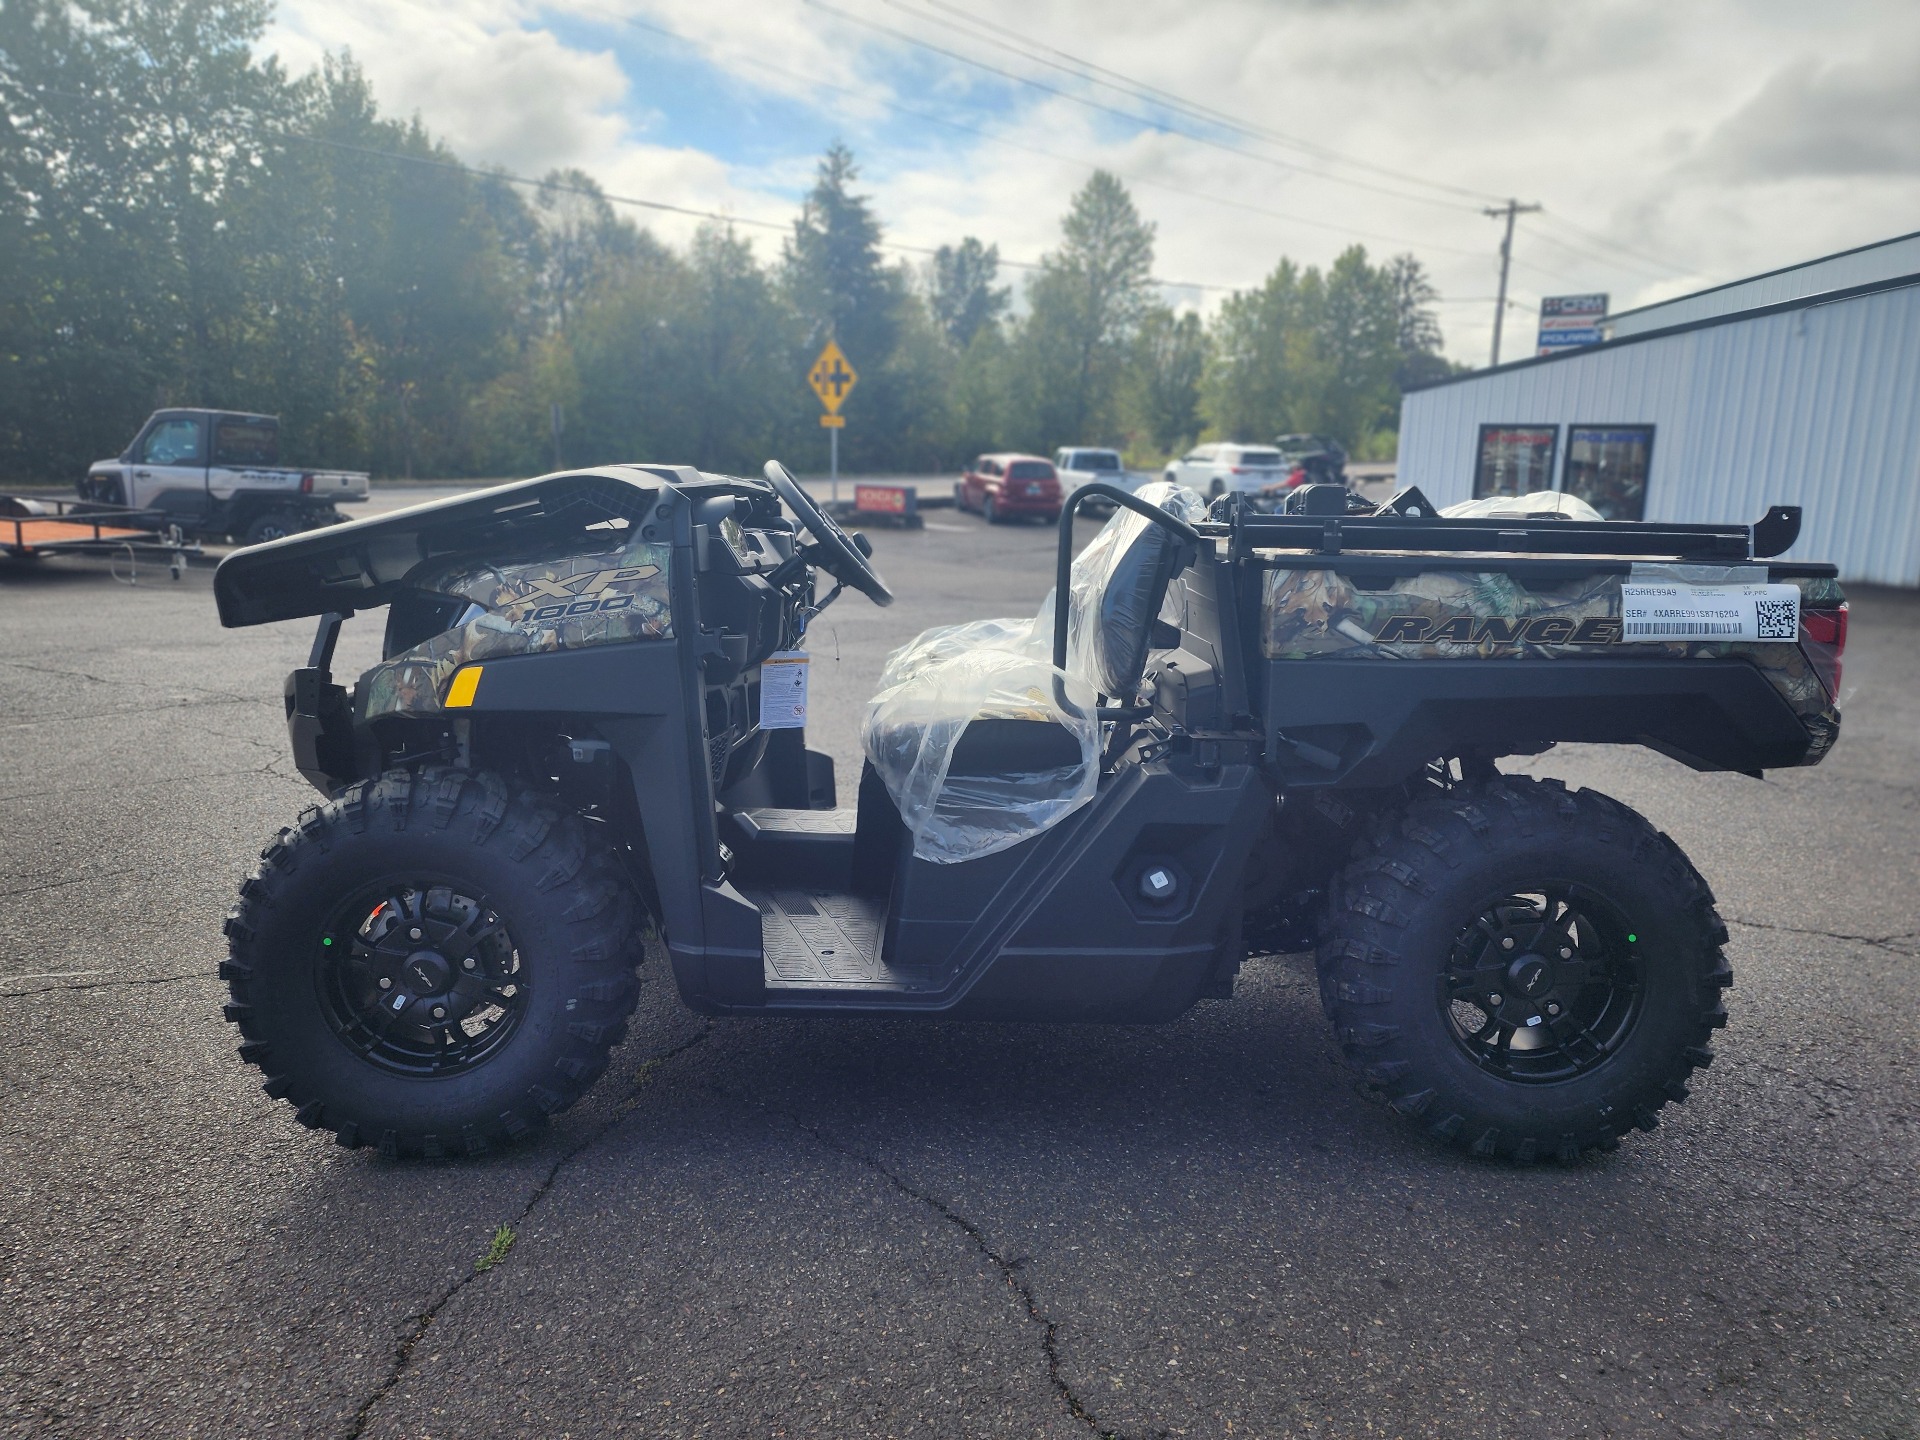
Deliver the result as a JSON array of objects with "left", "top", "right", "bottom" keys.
[{"left": 213, "top": 463, "right": 1844, "bottom": 1162}]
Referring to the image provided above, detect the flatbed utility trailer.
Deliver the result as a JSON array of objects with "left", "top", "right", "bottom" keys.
[
  {"left": 1, "top": 495, "right": 199, "bottom": 575},
  {"left": 211, "top": 467, "right": 1845, "bottom": 1164}
]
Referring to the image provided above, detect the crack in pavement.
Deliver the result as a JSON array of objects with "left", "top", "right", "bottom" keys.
[
  {"left": 0, "top": 755, "right": 300, "bottom": 804},
  {"left": 0, "top": 969, "right": 210, "bottom": 999},
  {"left": 1725, "top": 914, "right": 1920, "bottom": 957},
  {"left": 0, "top": 656, "right": 260, "bottom": 708},
  {"left": 342, "top": 1023, "right": 711, "bottom": 1440},
  {"left": 735, "top": 1091, "right": 1125, "bottom": 1440}
]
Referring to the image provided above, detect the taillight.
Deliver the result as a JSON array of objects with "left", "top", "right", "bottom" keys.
[
  {"left": 1800, "top": 602, "right": 1848, "bottom": 698},
  {"left": 300, "top": 472, "right": 314, "bottom": 494}
]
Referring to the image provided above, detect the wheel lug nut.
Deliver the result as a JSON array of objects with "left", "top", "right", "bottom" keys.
[
  {"left": 1547, "top": 1002, "right": 1561, "bottom": 1016},
  {"left": 378, "top": 976, "right": 393, "bottom": 990},
  {"left": 1488, "top": 993, "right": 1504, "bottom": 1007},
  {"left": 1560, "top": 947, "right": 1572, "bottom": 959},
  {"left": 432, "top": 1006, "right": 447, "bottom": 1020},
  {"left": 409, "top": 927, "right": 423, "bottom": 941},
  {"left": 1501, "top": 937, "right": 1515, "bottom": 950},
  {"left": 462, "top": 957, "right": 476, "bottom": 970}
]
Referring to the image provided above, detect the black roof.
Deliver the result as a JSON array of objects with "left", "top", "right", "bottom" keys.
[
  {"left": 151, "top": 407, "right": 277, "bottom": 422},
  {"left": 214, "top": 466, "right": 702, "bottom": 627}
]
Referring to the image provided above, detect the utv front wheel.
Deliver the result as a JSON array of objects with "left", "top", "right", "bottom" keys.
[
  {"left": 222, "top": 768, "right": 644, "bottom": 1157},
  {"left": 1318, "top": 776, "right": 1730, "bottom": 1162}
]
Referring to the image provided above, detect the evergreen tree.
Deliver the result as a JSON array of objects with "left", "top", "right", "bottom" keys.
[
  {"left": 1013, "top": 170, "right": 1156, "bottom": 448},
  {"left": 928, "top": 237, "right": 1008, "bottom": 349},
  {"left": 783, "top": 141, "right": 896, "bottom": 365}
]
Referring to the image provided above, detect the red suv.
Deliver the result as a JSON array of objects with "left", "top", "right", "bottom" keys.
[{"left": 955, "top": 453, "right": 1063, "bottom": 524}]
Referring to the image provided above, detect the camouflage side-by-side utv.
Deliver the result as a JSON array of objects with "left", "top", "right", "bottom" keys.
[{"left": 212, "top": 464, "right": 1845, "bottom": 1162}]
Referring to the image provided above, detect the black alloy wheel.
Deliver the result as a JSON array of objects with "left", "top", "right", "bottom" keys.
[
  {"left": 224, "top": 767, "right": 644, "bottom": 1158},
  {"left": 1440, "top": 886, "right": 1644, "bottom": 1084},
  {"left": 316, "top": 880, "right": 527, "bottom": 1078},
  {"left": 1317, "top": 776, "right": 1732, "bottom": 1162}
]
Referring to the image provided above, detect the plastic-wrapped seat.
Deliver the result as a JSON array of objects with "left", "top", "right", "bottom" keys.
[{"left": 861, "top": 482, "right": 1204, "bottom": 862}]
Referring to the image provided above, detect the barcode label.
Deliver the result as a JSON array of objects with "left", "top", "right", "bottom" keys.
[
  {"left": 1619, "top": 582, "right": 1799, "bottom": 643},
  {"left": 1625, "top": 621, "right": 1744, "bottom": 636}
]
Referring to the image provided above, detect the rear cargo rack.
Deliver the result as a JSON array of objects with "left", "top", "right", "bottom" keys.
[{"left": 1215, "top": 499, "right": 1801, "bottom": 562}]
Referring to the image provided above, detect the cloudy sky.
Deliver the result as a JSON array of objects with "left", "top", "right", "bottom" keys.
[{"left": 264, "top": 0, "right": 1920, "bottom": 365}]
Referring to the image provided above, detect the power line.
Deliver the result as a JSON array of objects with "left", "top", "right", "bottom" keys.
[
  {"left": 871, "top": 0, "right": 1708, "bottom": 283},
  {"left": 804, "top": 0, "right": 1502, "bottom": 220},
  {"left": 876, "top": 0, "right": 1494, "bottom": 214},
  {"left": 1522, "top": 223, "right": 1679, "bottom": 282},
  {"left": 286, "top": 132, "right": 1256, "bottom": 291},
  {"left": 579, "top": 3, "right": 1491, "bottom": 264},
  {"left": 1537, "top": 209, "right": 1699, "bottom": 279}
]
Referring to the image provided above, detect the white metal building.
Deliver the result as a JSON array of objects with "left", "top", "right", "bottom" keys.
[{"left": 1397, "top": 234, "right": 1920, "bottom": 585}]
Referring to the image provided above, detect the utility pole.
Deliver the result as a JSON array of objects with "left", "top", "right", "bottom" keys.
[{"left": 1484, "top": 198, "right": 1541, "bottom": 367}]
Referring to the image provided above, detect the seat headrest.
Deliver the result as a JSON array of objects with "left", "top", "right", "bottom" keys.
[{"left": 1084, "top": 521, "right": 1187, "bottom": 701}]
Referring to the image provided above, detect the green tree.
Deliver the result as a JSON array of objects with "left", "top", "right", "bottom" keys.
[
  {"left": 927, "top": 237, "right": 1008, "bottom": 349},
  {"left": 1388, "top": 253, "right": 1453, "bottom": 392},
  {"left": 1200, "top": 258, "right": 1315, "bottom": 442},
  {"left": 1125, "top": 307, "right": 1207, "bottom": 456},
  {"left": 1011, "top": 171, "right": 1156, "bottom": 448},
  {"left": 534, "top": 169, "right": 647, "bottom": 335},
  {"left": 783, "top": 142, "right": 895, "bottom": 362},
  {"left": 0, "top": 0, "right": 297, "bottom": 476},
  {"left": 1200, "top": 245, "right": 1430, "bottom": 454}
]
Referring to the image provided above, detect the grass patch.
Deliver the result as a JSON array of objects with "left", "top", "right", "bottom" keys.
[{"left": 475, "top": 1224, "right": 516, "bottom": 1272}]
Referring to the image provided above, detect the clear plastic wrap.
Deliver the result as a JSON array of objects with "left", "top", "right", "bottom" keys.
[
  {"left": 861, "top": 649, "right": 1098, "bottom": 863},
  {"left": 874, "top": 614, "right": 1046, "bottom": 690},
  {"left": 1061, "top": 481, "right": 1207, "bottom": 694},
  {"left": 859, "top": 480, "right": 1202, "bottom": 863},
  {"left": 1441, "top": 491, "right": 1603, "bottom": 522}
]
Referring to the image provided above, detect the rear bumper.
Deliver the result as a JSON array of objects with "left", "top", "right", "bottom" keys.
[
  {"left": 993, "top": 490, "right": 1062, "bottom": 514},
  {"left": 1227, "top": 474, "right": 1286, "bottom": 493}
]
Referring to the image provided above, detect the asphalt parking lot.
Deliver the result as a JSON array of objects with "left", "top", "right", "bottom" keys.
[{"left": 1, "top": 488, "right": 1916, "bottom": 1439}]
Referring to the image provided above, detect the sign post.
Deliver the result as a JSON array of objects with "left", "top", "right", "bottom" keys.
[{"left": 807, "top": 340, "right": 857, "bottom": 503}]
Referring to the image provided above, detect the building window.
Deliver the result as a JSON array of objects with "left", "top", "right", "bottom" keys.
[
  {"left": 1563, "top": 425, "right": 1654, "bottom": 521},
  {"left": 1474, "top": 425, "right": 1559, "bottom": 498}
]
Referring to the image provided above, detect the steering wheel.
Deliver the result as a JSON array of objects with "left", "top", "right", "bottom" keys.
[{"left": 762, "top": 460, "right": 893, "bottom": 607}]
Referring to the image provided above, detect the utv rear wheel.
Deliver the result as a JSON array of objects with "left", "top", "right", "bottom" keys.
[
  {"left": 243, "top": 509, "right": 303, "bottom": 545},
  {"left": 222, "top": 768, "right": 644, "bottom": 1158},
  {"left": 1317, "top": 776, "right": 1730, "bottom": 1162}
]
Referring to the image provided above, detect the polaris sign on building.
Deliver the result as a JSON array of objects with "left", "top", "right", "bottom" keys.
[
  {"left": 1536, "top": 293, "right": 1608, "bottom": 355},
  {"left": 1397, "top": 231, "right": 1920, "bottom": 585}
]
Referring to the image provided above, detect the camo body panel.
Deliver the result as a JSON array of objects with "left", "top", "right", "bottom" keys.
[
  {"left": 1261, "top": 567, "right": 1843, "bottom": 764},
  {"left": 360, "top": 535, "right": 674, "bottom": 719}
]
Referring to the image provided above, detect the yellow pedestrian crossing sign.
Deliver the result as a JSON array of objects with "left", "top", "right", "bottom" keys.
[{"left": 808, "top": 340, "right": 858, "bottom": 415}]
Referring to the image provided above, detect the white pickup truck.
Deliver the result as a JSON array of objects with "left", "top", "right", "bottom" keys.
[
  {"left": 1053, "top": 447, "right": 1147, "bottom": 513},
  {"left": 81, "top": 409, "right": 369, "bottom": 544}
]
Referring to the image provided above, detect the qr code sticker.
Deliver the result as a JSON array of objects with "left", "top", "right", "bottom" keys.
[{"left": 1755, "top": 598, "right": 1797, "bottom": 640}]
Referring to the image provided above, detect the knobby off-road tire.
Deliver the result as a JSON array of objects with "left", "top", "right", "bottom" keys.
[
  {"left": 222, "top": 768, "right": 644, "bottom": 1158},
  {"left": 1317, "top": 776, "right": 1731, "bottom": 1162},
  {"left": 242, "top": 509, "right": 304, "bottom": 545}
]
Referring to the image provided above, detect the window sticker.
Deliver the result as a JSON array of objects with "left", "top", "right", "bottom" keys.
[
  {"left": 758, "top": 651, "right": 810, "bottom": 729},
  {"left": 1619, "top": 582, "right": 1800, "bottom": 642}
]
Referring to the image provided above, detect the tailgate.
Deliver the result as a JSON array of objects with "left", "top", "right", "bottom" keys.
[{"left": 310, "top": 469, "right": 370, "bottom": 500}]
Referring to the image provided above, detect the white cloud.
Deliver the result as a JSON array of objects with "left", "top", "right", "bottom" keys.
[{"left": 262, "top": 0, "right": 1920, "bottom": 364}]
